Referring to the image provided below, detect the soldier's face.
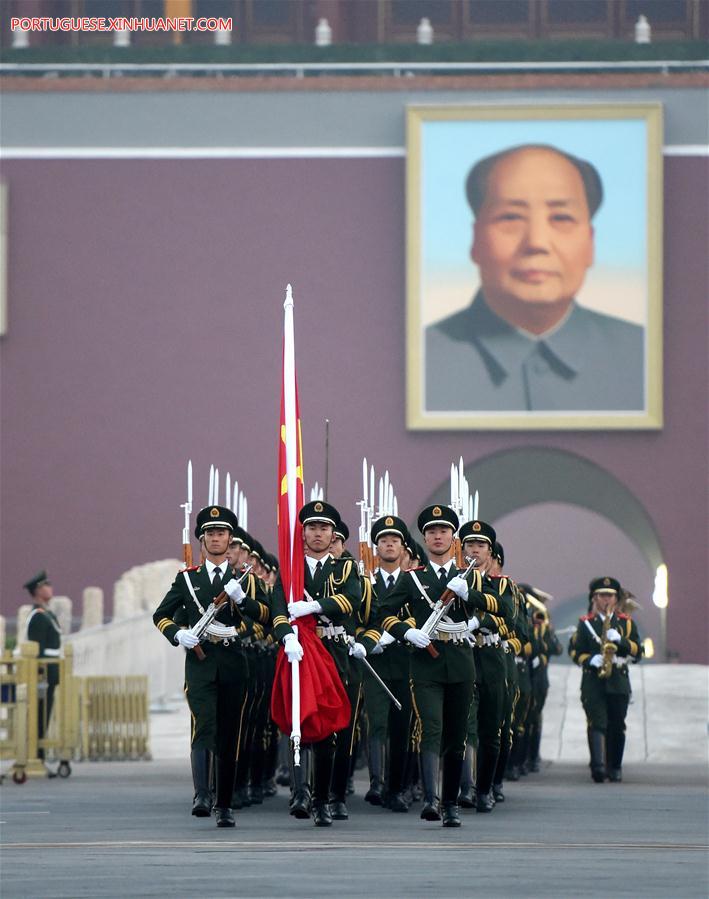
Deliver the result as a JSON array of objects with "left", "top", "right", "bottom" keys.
[
  {"left": 376, "top": 535, "right": 404, "bottom": 563},
  {"left": 423, "top": 525, "right": 454, "bottom": 556},
  {"left": 463, "top": 538, "right": 493, "bottom": 568},
  {"left": 203, "top": 527, "right": 230, "bottom": 556},
  {"left": 594, "top": 591, "right": 616, "bottom": 614},
  {"left": 227, "top": 543, "right": 241, "bottom": 566},
  {"left": 331, "top": 537, "right": 345, "bottom": 558},
  {"left": 34, "top": 583, "right": 53, "bottom": 603},
  {"left": 472, "top": 148, "right": 594, "bottom": 310},
  {"left": 304, "top": 522, "right": 335, "bottom": 553}
]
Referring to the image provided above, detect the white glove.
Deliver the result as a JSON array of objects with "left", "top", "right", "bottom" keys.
[
  {"left": 606, "top": 628, "right": 621, "bottom": 644},
  {"left": 349, "top": 642, "right": 367, "bottom": 660},
  {"left": 404, "top": 628, "right": 431, "bottom": 649},
  {"left": 467, "top": 616, "right": 480, "bottom": 633},
  {"left": 224, "top": 578, "right": 246, "bottom": 604},
  {"left": 370, "top": 643, "right": 384, "bottom": 655},
  {"left": 379, "top": 631, "right": 396, "bottom": 647},
  {"left": 283, "top": 633, "right": 304, "bottom": 662},
  {"left": 589, "top": 654, "right": 603, "bottom": 668},
  {"left": 175, "top": 629, "right": 199, "bottom": 649},
  {"left": 288, "top": 600, "right": 322, "bottom": 619},
  {"left": 446, "top": 575, "right": 469, "bottom": 600},
  {"left": 531, "top": 656, "right": 541, "bottom": 669}
]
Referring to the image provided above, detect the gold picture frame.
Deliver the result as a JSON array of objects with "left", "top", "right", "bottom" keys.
[{"left": 406, "top": 103, "right": 663, "bottom": 430}]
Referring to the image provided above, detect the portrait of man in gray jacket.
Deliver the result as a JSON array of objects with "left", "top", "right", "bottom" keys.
[{"left": 425, "top": 144, "right": 645, "bottom": 413}]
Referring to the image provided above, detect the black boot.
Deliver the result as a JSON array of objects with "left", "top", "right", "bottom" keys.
[
  {"left": 441, "top": 753, "right": 463, "bottom": 827},
  {"left": 589, "top": 729, "right": 607, "bottom": 783},
  {"left": 458, "top": 744, "right": 476, "bottom": 808},
  {"left": 215, "top": 807, "right": 235, "bottom": 828},
  {"left": 289, "top": 746, "right": 313, "bottom": 818},
  {"left": 606, "top": 728, "right": 625, "bottom": 782},
  {"left": 493, "top": 729, "right": 512, "bottom": 792},
  {"left": 215, "top": 753, "right": 237, "bottom": 815},
  {"left": 190, "top": 749, "right": 212, "bottom": 817},
  {"left": 312, "top": 737, "right": 335, "bottom": 825},
  {"left": 420, "top": 752, "right": 441, "bottom": 821},
  {"left": 527, "top": 723, "right": 542, "bottom": 773},
  {"left": 475, "top": 743, "right": 499, "bottom": 813},
  {"left": 442, "top": 802, "right": 462, "bottom": 827},
  {"left": 364, "top": 738, "right": 384, "bottom": 805}
]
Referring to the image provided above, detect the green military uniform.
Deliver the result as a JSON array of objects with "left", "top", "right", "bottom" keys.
[
  {"left": 364, "top": 566, "right": 414, "bottom": 809},
  {"left": 491, "top": 566, "right": 529, "bottom": 798},
  {"left": 377, "top": 506, "right": 500, "bottom": 826},
  {"left": 23, "top": 571, "right": 61, "bottom": 764},
  {"left": 526, "top": 603, "right": 563, "bottom": 771},
  {"left": 270, "top": 500, "right": 361, "bottom": 827},
  {"left": 153, "top": 505, "right": 270, "bottom": 824},
  {"left": 570, "top": 576, "right": 642, "bottom": 782}
]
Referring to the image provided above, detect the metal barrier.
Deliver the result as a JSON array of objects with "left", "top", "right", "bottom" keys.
[{"left": 0, "top": 642, "right": 151, "bottom": 783}]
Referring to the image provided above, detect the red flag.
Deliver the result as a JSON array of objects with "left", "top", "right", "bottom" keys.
[{"left": 270, "top": 285, "right": 350, "bottom": 742}]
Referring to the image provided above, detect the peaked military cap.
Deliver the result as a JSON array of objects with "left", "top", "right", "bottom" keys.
[
  {"left": 334, "top": 519, "right": 350, "bottom": 542},
  {"left": 589, "top": 576, "right": 621, "bottom": 596},
  {"left": 23, "top": 570, "right": 50, "bottom": 594},
  {"left": 194, "top": 505, "right": 237, "bottom": 537},
  {"left": 299, "top": 500, "right": 339, "bottom": 528},
  {"left": 459, "top": 519, "right": 496, "bottom": 547},
  {"left": 493, "top": 541, "right": 505, "bottom": 566},
  {"left": 248, "top": 539, "right": 265, "bottom": 561},
  {"left": 417, "top": 504, "right": 459, "bottom": 534},
  {"left": 371, "top": 514, "right": 408, "bottom": 544}
]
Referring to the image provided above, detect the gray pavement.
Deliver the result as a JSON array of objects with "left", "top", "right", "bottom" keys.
[{"left": 1, "top": 759, "right": 707, "bottom": 898}]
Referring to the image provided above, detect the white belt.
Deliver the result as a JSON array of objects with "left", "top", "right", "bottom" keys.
[
  {"left": 316, "top": 624, "right": 346, "bottom": 640},
  {"left": 43, "top": 649, "right": 61, "bottom": 657},
  {"left": 613, "top": 657, "right": 629, "bottom": 668},
  {"left": 433, "top": 630, "right": 469, "bottom": 644},
  {"left": 477, "top": 633, "right": 500, "bottom": 647}
]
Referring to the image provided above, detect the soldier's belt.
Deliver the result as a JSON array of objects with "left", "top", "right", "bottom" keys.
[
  {"left": 433, "top": 630, "right": 469, "bottom": 645},
  {"left": 316, "top": 624, "right": 347, "bottom": 640},
  {"left": 612, "top": 657, "right": 629, "bottom": 668},
  {"left": 476, "top": 633, "right": 501, "bottom": 648},
  {"left": 205, "top": 633, "right": 240, "bottom": 646},
  {"left": 43, "top": 649, "right": 62, "bottom": 657},
  {"left": 514, "top": 655, "right": 528, "bottom": 665}
]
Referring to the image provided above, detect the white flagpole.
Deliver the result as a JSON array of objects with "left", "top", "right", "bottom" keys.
[{"left": 284, "top": 284, "right": 302, "bottom": 764}]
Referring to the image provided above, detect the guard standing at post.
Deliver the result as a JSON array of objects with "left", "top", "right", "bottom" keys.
[
  {"left": 23, "top": 571, "right": 62, "bottom": 774},
  {"left": 153, "top": 505, "right": 271, "bottom": 827},
  {"left": 570, "top": 577, "right": 642, "bottom": 783}
]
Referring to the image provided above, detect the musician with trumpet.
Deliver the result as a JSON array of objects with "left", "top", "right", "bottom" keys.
[
  {"left": 570, "top": 577, "right": 642, "bottom": 783},
  {"left": 375, "top": 505, "right": 501, "bottom": 828}
]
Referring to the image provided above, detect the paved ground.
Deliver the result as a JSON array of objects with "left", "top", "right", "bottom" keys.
[{"left": 1, "top": 759, "right": 707, "bottom": 898}]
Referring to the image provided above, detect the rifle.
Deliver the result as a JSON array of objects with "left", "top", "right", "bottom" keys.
[
  {"left": 420, "top": 556, "right": 478, "bottom": 659},
  {"left": 181, "top": 460, "right": 193, "bottom": 568},
  {"left": 188, "top": 564, "right": 253, "bottom": 661}
]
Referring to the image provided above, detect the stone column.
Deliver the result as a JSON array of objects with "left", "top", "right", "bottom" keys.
[
  {"left": 81, "top": 587, "right": 104, "bottom": 630},
  {"left": 113, "top": 579, "right": 138, "bottom": 621},
  {"left": 48, "top": 596, "right": 73, "bottom": 635},
  {"left": 16, "top": 604, "right": 33, "bottom": 642}
]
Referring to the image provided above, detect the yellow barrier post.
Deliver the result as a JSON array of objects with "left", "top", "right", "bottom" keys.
[{"left": 16, "top": 642, "right": 46, "bottom": 779}]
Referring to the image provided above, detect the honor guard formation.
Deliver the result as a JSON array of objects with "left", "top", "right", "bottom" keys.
[{"left": 151, "top": 461, "right": 642, "bottom": 829}]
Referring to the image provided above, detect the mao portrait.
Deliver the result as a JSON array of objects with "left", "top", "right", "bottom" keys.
[{"left": 406, "top": 105, "right": 663, "bottom": 430}]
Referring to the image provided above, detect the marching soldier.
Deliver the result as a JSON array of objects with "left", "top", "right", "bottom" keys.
[
  {"left": 570, "top": 577, "right": 642, "bottom": 783},
  {"left": 524, "top": 585, "right": 563, "bottom": 773},
  {"left": 377, "top": 505, "right": 500, "bottom": 827},
  {"left": 327, "top": 519, "right": 373, "bottom": 820},
  {"left": 275, "top": 500, "right": 362, "bottom": 826},
  {"left": 487, "top": 542, "right": 528, "bottom": 803},
  {"left": 153, "top": 505, "right": 271, "bottom": 827},
  {"left": 23, "top": 571, "right": 62, "bottom": 773},
  {"left": 363, "top": 515, "right": 413, "bottom": 812},
  {"left": 458, "top": 522, "right": 515, "bottom": 812}
]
